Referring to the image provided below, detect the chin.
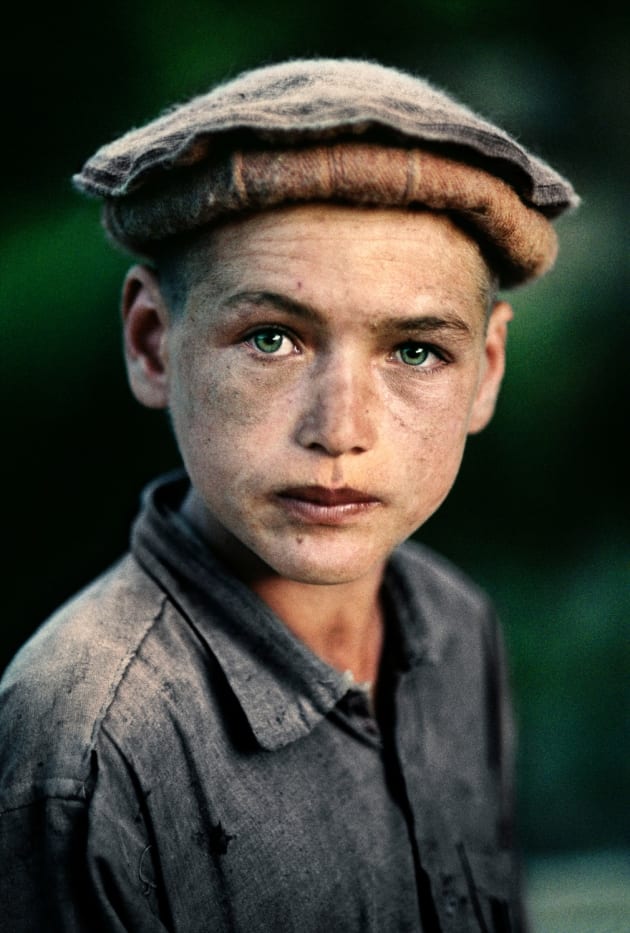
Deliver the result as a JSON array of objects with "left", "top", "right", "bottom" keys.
[
  {"left": 281, "top": 565, "right": 365, "bottom": 586},
  {"left": 262, "top": 538, "right": 390, "bottom": 587}
]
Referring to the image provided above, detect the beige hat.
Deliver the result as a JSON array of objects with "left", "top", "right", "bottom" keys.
[{"left": 74, "top": 58, "right": 579, "bottom": 287}]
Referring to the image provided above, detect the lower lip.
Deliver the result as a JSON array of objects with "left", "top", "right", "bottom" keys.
[{"left": 275, "top": 495, "right": 380, "bottom": 526}]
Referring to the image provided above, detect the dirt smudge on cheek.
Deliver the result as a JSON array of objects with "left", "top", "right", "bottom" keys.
[{"left": 200, "top": 362, "right": 274, "bottom": 429}]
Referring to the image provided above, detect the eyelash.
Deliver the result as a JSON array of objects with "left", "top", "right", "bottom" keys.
[{"left": 242, "top": 326, "right": 448, "bottom": 371}]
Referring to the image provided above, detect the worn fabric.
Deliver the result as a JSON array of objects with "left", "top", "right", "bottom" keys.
[
  {"left": 97, "top": 142, "right": 559, "bottom": 287},
  {"left": 73, "top": 58, "right": 578, "bottom": 287},
  {"left": 0, "top": 473, "right": 525, "bottom": 932}
]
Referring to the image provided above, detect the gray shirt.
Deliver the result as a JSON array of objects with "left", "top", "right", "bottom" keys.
[{"left": 0, "top": 473, "right": 524, "bottom": 931}]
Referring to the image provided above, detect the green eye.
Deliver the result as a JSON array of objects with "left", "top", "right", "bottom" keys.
[
  {"left": 252, "top": 329, "right": 290, "bottom": 354},
  {"left": 397, "top": 342, "right": 430, "bottom": 366}
]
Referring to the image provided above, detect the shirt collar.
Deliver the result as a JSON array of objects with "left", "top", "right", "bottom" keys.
[
  {"left": 130, "top": 471, "right": 449, "bottom": 750},
  {"left": 131, "top": 471, "right": 351, "bottom": 751},
  {"left": 384, "top": 545, "right": 453, "bottom": 668}
]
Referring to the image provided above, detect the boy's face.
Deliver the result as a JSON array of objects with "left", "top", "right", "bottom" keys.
[{"left": 126, "top": 204, "right": 511, "bottom": 586}]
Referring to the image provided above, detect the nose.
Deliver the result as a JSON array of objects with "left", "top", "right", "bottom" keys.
[{"left": 294, "top": 350, "right": 379, "bottom": 456}]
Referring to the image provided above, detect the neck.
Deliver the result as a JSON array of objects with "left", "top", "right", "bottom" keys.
[{"left": 251, "top": 573, "right": 385, "bottom": 688}]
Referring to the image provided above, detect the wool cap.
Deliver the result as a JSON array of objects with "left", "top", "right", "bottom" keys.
[{"left": 74, "top": 58, "right": 579, "bottom": 287}]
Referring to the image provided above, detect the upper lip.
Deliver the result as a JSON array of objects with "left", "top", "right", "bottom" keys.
[{"left": 278, "top": 485, "right": 380, "bottom": 506}]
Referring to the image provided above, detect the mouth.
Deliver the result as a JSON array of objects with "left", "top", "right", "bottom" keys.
[{"left": 275, "top": 485, "right": 382, "bottom": 525}]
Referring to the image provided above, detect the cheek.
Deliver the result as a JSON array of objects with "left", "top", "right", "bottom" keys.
[
  {"left": 384, "top": 372, "right": 479, "bottom": 452},
  {"left": 381, "top": 382, "right": 475, "bottom": 512},
  {"left": 171, "top": 351, "right": 288, "bottom": 472}
]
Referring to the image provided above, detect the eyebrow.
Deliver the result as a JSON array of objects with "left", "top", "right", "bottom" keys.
[
  {"left": 222, "top": 290, "right": 474, "bottom": 337},
  {"left": 223, "top": 290, "right": 321, "bottom": 322}
]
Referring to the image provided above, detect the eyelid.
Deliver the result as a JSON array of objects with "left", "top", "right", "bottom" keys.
[
  {"left": 393, "top": 338, "right": 447, "bottom": 356},
  {"left": 241, "top": 322, "right": 297, "bottom": 339}
]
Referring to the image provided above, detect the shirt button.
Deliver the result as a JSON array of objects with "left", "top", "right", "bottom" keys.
[{"left": 444, "top": 893, "right": 458, "bottom": 917}]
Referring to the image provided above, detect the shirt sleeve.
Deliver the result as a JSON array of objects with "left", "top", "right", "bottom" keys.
[{"left": 0, "top": 750, "right": 169, "bottom": 932}]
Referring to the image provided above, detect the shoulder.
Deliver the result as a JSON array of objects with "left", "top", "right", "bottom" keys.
[{"left": 0, "top": 554, "right": 168, "bottom": 807}]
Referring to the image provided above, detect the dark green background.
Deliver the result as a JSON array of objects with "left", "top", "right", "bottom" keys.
[{"left": 2, "top": 0, "right": 627, "bottom": 857}]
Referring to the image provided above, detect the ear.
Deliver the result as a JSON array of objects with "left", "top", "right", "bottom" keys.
[
  {"left": 122, "top": 264, "right": 172, "bottom": 409},
  {"left": 468, "top": 300, "right": 513, "bottom": 435}
]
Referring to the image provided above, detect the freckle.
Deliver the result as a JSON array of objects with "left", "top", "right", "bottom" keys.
[
  {"left": 296, "top": 536, "right": 304, "bottom": 544},
  {"left": 296, "top": 280, "right": 302, "bottom": 289}
]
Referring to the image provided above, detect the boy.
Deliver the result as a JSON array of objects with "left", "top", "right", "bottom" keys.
[{"left": 0, "top": 59, "right": 578, "bottom": 931}]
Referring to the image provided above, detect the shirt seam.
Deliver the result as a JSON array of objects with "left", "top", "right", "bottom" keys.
[
  {"left": 87, "top": 591, "right": 170, "bottom": 751},
  {"left": 0, "top": 792, "right": 89, "bottom": 817}
]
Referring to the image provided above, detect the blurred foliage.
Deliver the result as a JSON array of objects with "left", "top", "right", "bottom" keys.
[{"left": 1, "top": 0, "right": 627, "bottom": 856}]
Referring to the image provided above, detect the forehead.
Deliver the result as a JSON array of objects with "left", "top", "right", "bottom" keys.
[{"left": 182, "top": 204, "right": 491, "bottom": 317}]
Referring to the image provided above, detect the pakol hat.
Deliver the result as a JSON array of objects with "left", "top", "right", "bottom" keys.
[{"left": 74, "top": 58, "right": 579, "bottom": 287}]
